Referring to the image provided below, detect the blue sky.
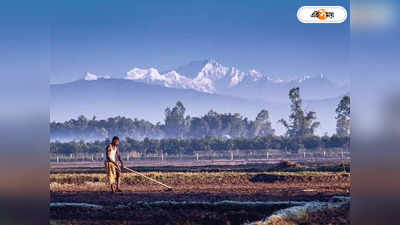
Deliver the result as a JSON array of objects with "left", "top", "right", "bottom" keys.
[{"left": 51, "top": 0, "right": 350, "bottom": 84}]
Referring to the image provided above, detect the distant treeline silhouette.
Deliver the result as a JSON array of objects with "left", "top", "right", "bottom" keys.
[
  {"left": 50, "top": 103, "right": 274, "bottom": 141},
  {"left": 50, "top": 135, "right": 349, "bottom": 154}
]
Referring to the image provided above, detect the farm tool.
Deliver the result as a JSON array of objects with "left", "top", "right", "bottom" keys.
[{"left": 123, "top": 166, "right": 173, "bottom": 191}]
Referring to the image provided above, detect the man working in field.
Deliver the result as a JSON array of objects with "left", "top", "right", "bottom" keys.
[{"left": 105, "top": 136, "right": 125, "bottom": 192}]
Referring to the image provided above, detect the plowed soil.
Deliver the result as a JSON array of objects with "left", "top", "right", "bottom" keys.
[{"left": 51, "top": 168, "right": 350, "bottom": 225}]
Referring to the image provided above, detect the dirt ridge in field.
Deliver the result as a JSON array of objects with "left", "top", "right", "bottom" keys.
[
  {"left": 51, "top": 161, "right": 350, "bottom": 174},
  {"left": 50, "top": 171, "right": 350, "bottom": 186}
]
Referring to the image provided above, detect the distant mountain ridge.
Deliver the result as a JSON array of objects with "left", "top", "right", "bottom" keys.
[{"left": 84, "top": 59, "right": 348, "bottom": 101}]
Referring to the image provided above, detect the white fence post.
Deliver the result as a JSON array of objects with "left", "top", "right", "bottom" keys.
[{"left": 230, "top": 151, "right": 233, "bottom": 161}]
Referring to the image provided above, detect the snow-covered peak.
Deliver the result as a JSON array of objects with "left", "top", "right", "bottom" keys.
[
  {"left": 85, "top": 72, "right": 98, "bottom": 81},
  {"left": 197, "top": 60, "right": 229, "bottom": 80},
  {"left": 164, "top": 70, "right": 185, "bottom": 80},
  {"left": 125, "top": 68, "right": 163, "bottom": 81},
  {"left": 124, "top": 67, "right": 214, "bottom": 93},
  {"left": 248, "top": 69, "right": 263, "bottom": 81},
  {"left": 176, "top": 59, "right": 245, "bottom": 83},
  {"left": 84, "top": 72, "right": 111, "bottom": 81},
  {"left": 230, "top": 67, "right": 246, "bottom": 86},
  {"left": 163, "top": 70, "right": 205, "bottom": 91}
]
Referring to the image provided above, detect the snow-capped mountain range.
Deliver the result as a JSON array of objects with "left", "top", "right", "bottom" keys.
[
  {"left": 83, "top": 59, "right": 348, "bottom": 101},
  {"left": 124, "top": 59, "right": 283, "bottom": 93}
]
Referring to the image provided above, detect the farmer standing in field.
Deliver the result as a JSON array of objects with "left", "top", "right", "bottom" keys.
[{"left": 105, "top": 136, "right": 125, "bottom": 192}]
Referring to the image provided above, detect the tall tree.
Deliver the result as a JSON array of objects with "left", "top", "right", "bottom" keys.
[
  {"left": 203, "top": 110, "right": 222, "bottom": 137},
  {"left": 252, "top": 110, "right": 274, "bottom": 137},
  {"left": 279, "top": 87, "right": 320, "bottom": 141},
  {"left": 188, "top": 117, "right": 210, "bottom": 138},
  {"left": 335, "top": 95, "right": 350, "bottom": 137},
  {"left": 229, "top": 113, "right": 247, "bottom": 138},
  {"left": 164, "top": 101, "right": 187, "bottom": 138}
]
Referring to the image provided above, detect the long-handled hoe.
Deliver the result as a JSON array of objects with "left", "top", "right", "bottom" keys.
[{"left": 123, "top": 166, "right": 173, "bottom": 191}]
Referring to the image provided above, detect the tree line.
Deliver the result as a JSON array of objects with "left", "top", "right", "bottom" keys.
[
  {"left": 50, "top": 105, "right": 275, "bottom": 141},
  {"left": 50, "top": 87, "right": 350, "bottom": 152},
  {"left": 50, "top": 135, "right": 349, "bottom": 154}
]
